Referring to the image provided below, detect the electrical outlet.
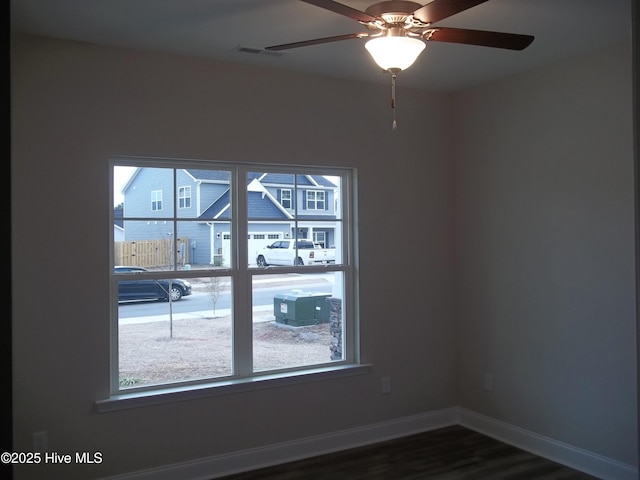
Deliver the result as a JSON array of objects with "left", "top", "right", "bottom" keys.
[
  {"left": 381, "top": 376, "right": 391, "bottom": 394},
  {"left": 33, "top": 431, "right": 48, "bottom": 452},
  {"left": 484, "top": 374, "right": 493, "bottom": 392}
]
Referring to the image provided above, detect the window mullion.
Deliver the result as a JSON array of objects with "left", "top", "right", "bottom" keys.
[
  {"left": 343, "top": 170, "right": 356, "bottom": 362},
  {"left": 233, "top": 166, "right": 252, "bottom": 376},
  {"left": 172, "top": 169, "right": 177, "bottom": 270}
]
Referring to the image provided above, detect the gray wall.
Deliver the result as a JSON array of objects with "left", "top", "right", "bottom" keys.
[
  {"left": 453, "top": 43, "right": 637, "bottom": 465},
  {"left": 11, "top": 34, "right": 455, "bottom": 479},
  {"left": 10, "top": 32, "right": 636, "bottom": 478}
]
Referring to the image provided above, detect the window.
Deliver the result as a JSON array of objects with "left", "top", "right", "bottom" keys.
[
  {"left": 178, "top": 186, "right": 191, "bottom": 209},
  {"left": 306, "top": 190, "right": 325, "bottom": 210},
  {"left": 107, "top": 159, "right": 360, "bottom": 407},
  {"left": 313, "top": 231, "right": 326, "bottom": 248},
  {"left": 280, "top": 188, "right": 292, "bottom": 209},
  {"left": 151, "top": 190, "right": 163, "bottom": 211}
]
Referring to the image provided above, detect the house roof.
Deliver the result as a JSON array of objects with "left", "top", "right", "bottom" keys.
[
  {"left": 185, "top": 169, "right": 231, "bottom": 182},
  {"left": 199, "top": 189, "right": 290, "bottom": 220},
  {"left": 200, "top": 189, "right": 231, "bottom": 220},
  {"left": 186, "top": 170, "right": 336, "bottom": 188},
  {"left": 247, "top": 191, "right": 291, "bottom": 219},
  {"left": 259, "top": 173, "right": 336, "bottom": 188}
]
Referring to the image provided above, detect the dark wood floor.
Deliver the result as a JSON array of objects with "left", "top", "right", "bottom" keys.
[{"left": 219, "top": 425, "right": 599, "bottom": 479}]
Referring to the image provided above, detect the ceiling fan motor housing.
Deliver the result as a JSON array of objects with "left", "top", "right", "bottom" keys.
[
  {"left": 365, "top": 1, "right": 426, "bottom": 34},
  {"left": 365, "top": 1, "right": 424, "bottom": 18}
]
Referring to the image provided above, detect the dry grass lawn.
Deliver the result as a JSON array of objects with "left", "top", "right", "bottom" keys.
[{"left": 118, "top": 315, "right": 333, "bottom": 388}]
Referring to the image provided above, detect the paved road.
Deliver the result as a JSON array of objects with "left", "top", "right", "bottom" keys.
[{"left": 119, "top": 274, "right": 337, "bottom": 325}]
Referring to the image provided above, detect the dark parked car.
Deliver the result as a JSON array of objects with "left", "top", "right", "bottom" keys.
[{"left": 115, "top": 266, "right": 192, "bottom": 302}]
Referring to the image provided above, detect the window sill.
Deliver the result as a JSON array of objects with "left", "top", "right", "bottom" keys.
[{"left": 95, "top": 363, "right": 371, "bottom": 412}]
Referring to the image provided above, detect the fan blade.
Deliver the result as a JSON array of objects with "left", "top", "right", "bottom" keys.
[
  {"left": 413, "top": 0, "right": 490, "bottom": 24},
  {"left": 266, "top": 32, "right": 370, "bottom": 51},
  {"left": 426, "top": 27, "right": 534, "bottom": 50},
  {"left": 300, "top": 0, "right": 378, "bottom": 23}
]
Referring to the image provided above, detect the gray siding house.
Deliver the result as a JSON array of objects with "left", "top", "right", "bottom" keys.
[{"left": 120, "top": 168, "right": 338, "bottom": 267}]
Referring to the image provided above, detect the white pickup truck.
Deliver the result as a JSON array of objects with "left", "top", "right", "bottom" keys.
[{"left": 256, "top": 239, "right": 336, "bottom": 266}]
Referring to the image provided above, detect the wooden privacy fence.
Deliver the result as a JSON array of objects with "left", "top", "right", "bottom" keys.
[{"left": 115, "top": 237, "right": 190, "bottom": 268}]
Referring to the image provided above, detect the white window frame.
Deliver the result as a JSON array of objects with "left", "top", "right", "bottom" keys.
[
  {"left": 100, "top": 157, "right": 367, "bottom": 412},
  {"left": 306, "top": 190, "right": 325, "bottom": 210},
  {"left": 178, "top": 185, "right": 191, "bottom": 209},
  {"left": 151, "top": 190, "right": 163, "bottom": 211},
  {"left": 281, "top": 188, "right": 292, "bottom": 209}
]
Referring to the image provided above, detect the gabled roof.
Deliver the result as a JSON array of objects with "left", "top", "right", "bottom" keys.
[
  {"left": 200, "top": 189, "right": 231, "bottom": 219},
  {"left": 258, "top": 173, "right": 336, "bottom": 188},
  {"left": 185, "top": 169, "right": 231, "bottom": 182},
  {"left": 247, "top": 191, "right": 291, "bottom": 218},
  {"left": 186, "top": 170, "right": 336, "bottom": 188},
  {"left": 199, "top": 179, "right": 292, "bottom": 220}
]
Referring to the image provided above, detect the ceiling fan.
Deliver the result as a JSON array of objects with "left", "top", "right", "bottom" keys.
[{"left": 265, "top": 0, "right": 534, "bottom": 129}]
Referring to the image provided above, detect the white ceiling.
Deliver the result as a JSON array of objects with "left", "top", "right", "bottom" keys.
[{"left": 10, "top": 0, "right": 633, "bottom": 92}]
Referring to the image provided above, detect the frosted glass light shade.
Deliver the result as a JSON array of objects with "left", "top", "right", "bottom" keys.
[{"left": 365, "top": 36, "right": 426, "bottom": 71}]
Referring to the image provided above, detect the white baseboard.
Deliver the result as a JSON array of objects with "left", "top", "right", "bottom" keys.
[
  {"left": 102, "top": 408, "right": 458, "bottom": 480},
  {"left": 102, "top": 407, "right": 638, "bottom": 480},
  {"left": 455, "top": 407, "right": 638, "bottom": 480}
]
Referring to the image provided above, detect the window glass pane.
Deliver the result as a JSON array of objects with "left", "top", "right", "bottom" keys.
[
  {"left": 118, "top": 167, "right": 174, "bottom": 216},
  {"left": 252, "top": 272, "right": 345, "bottom": 372},
  {"left": 114, "top": 165, "right": 135, "bottom": 209},
  {"left": 247, "top": 172, "right": 295, "bottom": 220},
  {"left": 114, "top": 220, "right": 176, "bottom": 271},
  {"left": 177, "top": 168, "right": 230, "bottom": 219},
  {"left": 118, "top": 275, "right": 233, "bottom": 389},
  {"left": 248, "top": 171, "right": 343, "bottom": 268},
  {"left": 176, "top": 221, "right": 231, "bottom": 269}
]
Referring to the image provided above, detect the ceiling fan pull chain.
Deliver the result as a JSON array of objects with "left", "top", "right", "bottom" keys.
[{"left": 391, "top": 72, "right": 397, "bottom": 131}]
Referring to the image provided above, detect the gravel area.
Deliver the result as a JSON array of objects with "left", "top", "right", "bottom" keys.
[{"left": 118, "top": 315, "right": 332, "bottom": 388}]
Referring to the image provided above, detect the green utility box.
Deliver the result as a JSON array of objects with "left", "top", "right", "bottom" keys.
[{"left": 273, "top": 291, "right": 331, "bottom": 326}]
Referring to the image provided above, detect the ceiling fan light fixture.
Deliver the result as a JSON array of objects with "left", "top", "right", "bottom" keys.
[{"left": 364, "top": 35, "right": 426, "bottom": 71}]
